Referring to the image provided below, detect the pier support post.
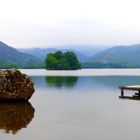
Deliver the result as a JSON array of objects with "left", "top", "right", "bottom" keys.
[
  {"left": 121, "top": 89, "right": 124, "bottom": 97},
  {"left": 135, "top": 90, "right": 140, "bottom": 96}
]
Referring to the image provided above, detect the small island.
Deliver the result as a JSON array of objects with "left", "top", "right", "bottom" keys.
[{"left": 45, "top": 51, "right": 81, "bottom": 70}]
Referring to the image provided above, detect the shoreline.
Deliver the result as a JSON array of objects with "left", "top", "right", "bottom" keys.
[{"left": 18, "top": 69, "right": 140, "bottom": 76}]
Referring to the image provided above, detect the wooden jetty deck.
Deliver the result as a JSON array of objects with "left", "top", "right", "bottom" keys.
[{"left": 119, "top": 85, "right": 140, "bottom": 98}]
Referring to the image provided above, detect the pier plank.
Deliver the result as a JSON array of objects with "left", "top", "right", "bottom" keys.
[{"left": 119, "top": 85, "right": 140, "bottom": 98}]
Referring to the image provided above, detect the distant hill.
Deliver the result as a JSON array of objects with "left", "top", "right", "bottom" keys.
[
  {"left": 0, "top": 41, "right": 42, "bottom": 68},
  {"left": 19, "top": 44, "right": 140, "bottom": 68},
  {"left": 89, "top": 44, "right": 140, "bottom": 67},
  {"left": 9, "top": 43, "right": 140, "bottom": 68},
  {"left": 19, "top": 48, "right": 89, "bottom": 62},
  {"left": 18, "top": 46, "right": 103, "bottom": 63},
  {"left": 19, "top": 48, "right": 57, "bottom": 61}
]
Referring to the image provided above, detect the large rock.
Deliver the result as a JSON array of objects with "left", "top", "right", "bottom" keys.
[{"left": 0, "top": 69, "right": 34, "bottom": 101}]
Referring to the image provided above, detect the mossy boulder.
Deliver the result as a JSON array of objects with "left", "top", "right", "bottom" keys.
[{"left": 0, "top": 69, "right": 34, "bottom": 101}]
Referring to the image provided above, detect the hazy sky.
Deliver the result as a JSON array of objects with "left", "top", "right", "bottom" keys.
[{"left": 0, "top": 0, "right": 140, "bottom": 48}]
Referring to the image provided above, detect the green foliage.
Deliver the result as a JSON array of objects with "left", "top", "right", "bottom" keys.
[
  {"left": 64, "top": 51, "right": 81, "bottom": 70},
  {"left": 0, "top": 60, "right": 18, "bottom": 69},
  {"left": 45, "top": 51, "right": 81, "bottom": 70},
  {"left": 0, "top": 59, "right": 45, "bottom": 69},
  {"left": 82, "top": 62, "right": 140, "bottom": 68}
]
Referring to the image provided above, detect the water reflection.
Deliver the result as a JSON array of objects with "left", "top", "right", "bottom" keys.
[
  {"left": 85, "top": 76, "right": 140, "bottom": 89},
  {"left": 45, "top": 76, "right": 78, "bottom": 88},
  {"left": 32, "top": 76, "right": 140, "bottom": 90},
  {"left": 0, "top": 102, "right": 35, "bottom": 135},
  {"left": 119, "top": 96, "right": 140, "bottom": 100}
]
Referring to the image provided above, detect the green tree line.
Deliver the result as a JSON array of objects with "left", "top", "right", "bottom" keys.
[{"left": 45, "top": 51, "right": 81, "bottom": 70}]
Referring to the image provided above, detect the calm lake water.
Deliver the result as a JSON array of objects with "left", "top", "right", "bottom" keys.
[{"left": 1, "top": 69, "right": 140, "bottom": 140}]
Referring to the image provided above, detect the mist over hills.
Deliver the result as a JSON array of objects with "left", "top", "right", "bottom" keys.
[
  {"left": 11, "top": 43, "right": 140, "bottom": 68},
  {"left": 0, "top": 41, "right": 140, "bottom": 68},
  {"left": 19, "top": 45, "right": 104, "bottom": 63}
]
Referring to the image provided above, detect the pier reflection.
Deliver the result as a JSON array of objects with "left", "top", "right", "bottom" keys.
[
  {"left": 45, "top": 76, "right": 78, "bottom": 88},
  {"left": 0, "top": 101, "right": 35, "bottom": 134},
  {"left": 119, "top": 96, "right": 140, "bottom": 100}
]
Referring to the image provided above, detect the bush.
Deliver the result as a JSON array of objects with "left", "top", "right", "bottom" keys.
[{"left": 45, "top": 51, "right": 81, "bottom": 70}]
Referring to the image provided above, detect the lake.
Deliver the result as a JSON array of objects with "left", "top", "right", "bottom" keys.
[{"left": 1, "top": 69, "right": 140, "bottom": 140}]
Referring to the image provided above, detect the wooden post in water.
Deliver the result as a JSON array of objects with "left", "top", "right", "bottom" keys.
[
  {"left": 135, "top": 90, "right": 140, "bottom": 96},
  {"left": 121, "top": 89, "right": 124, "bottom": 97}
]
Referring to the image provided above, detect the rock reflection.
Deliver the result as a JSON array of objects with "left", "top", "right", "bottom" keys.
[
  {"left": 0, "top": 101, "right": 35, "bottom": 134},
  {"left": 45, "top": 76, "right": 78, "bottom": 88}
]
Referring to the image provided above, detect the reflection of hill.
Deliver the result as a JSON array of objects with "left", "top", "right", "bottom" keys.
[
  {"left": 45, "top": 76, "right": 78, "bottom": 88},
  {"left": 0, "top": 102, "right": 35, "bottom": 134}
]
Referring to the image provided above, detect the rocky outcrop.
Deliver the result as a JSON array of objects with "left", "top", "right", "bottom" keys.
[{"left": 0, "top": 69, "right": 34, "bottom": 101}]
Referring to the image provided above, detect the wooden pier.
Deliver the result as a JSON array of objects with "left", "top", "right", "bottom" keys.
[{"left": 119, "top": 85, "right": 140, "bottom": 98}]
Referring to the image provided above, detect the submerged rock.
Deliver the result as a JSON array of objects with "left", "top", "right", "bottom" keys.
[{"left": 0, "top": 69, "right": 34, "bottom": 101}]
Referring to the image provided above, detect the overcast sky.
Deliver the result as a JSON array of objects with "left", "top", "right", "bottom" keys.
[{"left": 0, "top": 0, "right": 140, "bottom": 48}]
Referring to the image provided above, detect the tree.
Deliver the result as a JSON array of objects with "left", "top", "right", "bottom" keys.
[
  {"left": 64, "top": 51, "right": 81, "bottom": 70},
  {"left": 45, "top": 51, "right": 81, "bottom": 70},
  {"left": 45, "top": 53, "right": 58, "bottom": 70}
]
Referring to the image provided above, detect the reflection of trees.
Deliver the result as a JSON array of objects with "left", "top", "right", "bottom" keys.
[
  {"left": 0, "top": 102, "right": 35, "bottom": 135},
  {"left": 45, "top": 76, "right": 78, "bottom": 88}
]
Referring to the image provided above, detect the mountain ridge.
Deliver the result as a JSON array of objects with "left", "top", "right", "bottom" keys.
[
  {"left": 1, "top": 41, "right": 140, "bottom": 68},
  {"left": 90, "top": 44, "right": 140, "bottom": 67},
  {"left": 18, "top": 46, "right": 103, "bottom": 63},
  {"left": 0, "top": 41, "right": 42, "bottom": 68}
]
